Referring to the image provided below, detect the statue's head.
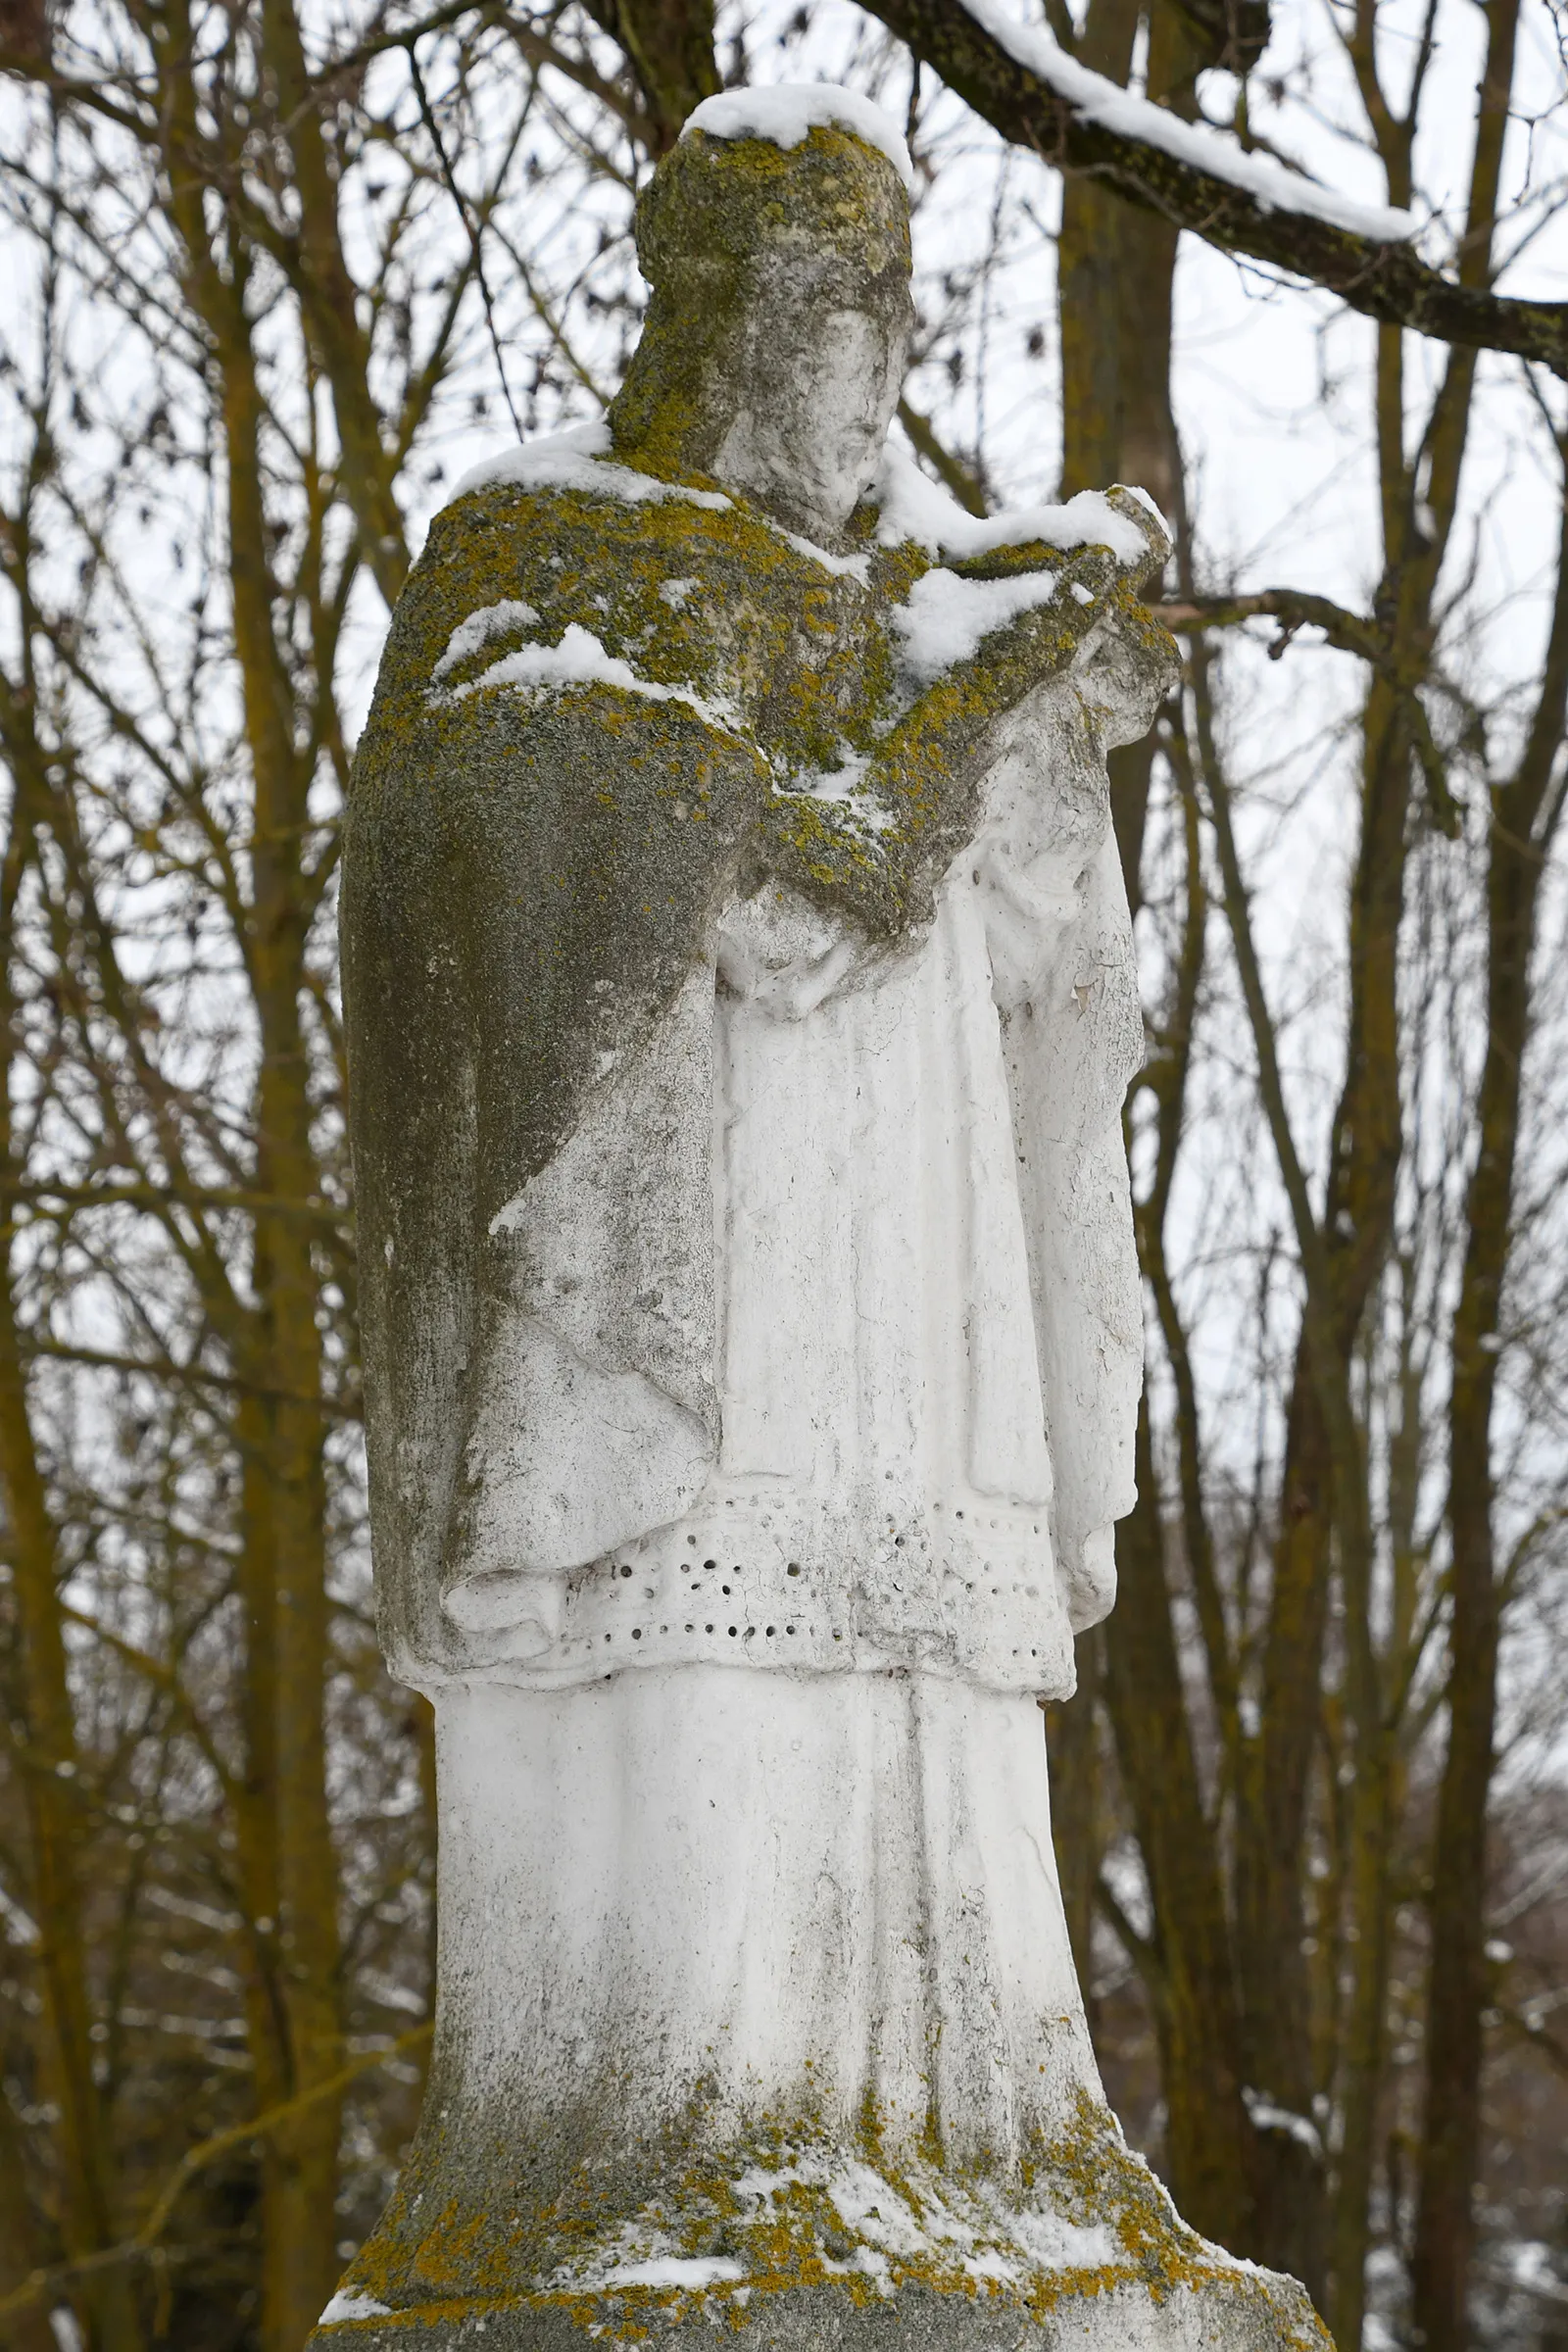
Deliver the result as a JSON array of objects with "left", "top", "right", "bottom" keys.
[{"left": 608, "top": 92, "right": 915, "bottom": 546}]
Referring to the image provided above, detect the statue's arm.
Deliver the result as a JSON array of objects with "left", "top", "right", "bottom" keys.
[
  {"left": 987, "top": 611, "right": 1179, "bottom": 1633},
  {"left": 761, "top": 524, "right": 1167, "bottom": 935},
  {"left": 1002, "top": 823, "right": 1145, "bottom": 1632}
]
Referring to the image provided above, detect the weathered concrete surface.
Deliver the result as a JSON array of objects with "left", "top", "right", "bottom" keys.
[
  {"left": 316, "top": 1674, "right": 1327, "bottom": 2348},
  {"left": 319, "top": 2271, "right": 1324, "bottom": 2352},
  {"left": 314, "top": 2056, "right": 1325, "bottom": 2352},
  {"left": 324, "top": 83, "right": 1329, "bottom": 2352}
]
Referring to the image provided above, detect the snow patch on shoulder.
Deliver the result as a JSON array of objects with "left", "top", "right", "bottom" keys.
[
  {"left": 891, "top": 565, "right": 1061, "bottom": 683},
  {"left": 777, "top": 524, "right": 873, "bottom": 582},
  {"left": 876, "top": 442, "right": 1148, "bottom": 565},
  {"left": 432, "top": 599, "right": 540, "bottom": 684},
  {"left": 448, "top": 419, "right": 732, "bottom": 514},
  {"left": 447, "top": 620, "right": 741, "bottom": 735},
  {"left": 1119, "top": 481, "right": 1172, "bottom": 534},
  {"left": 595, "top": 2257, "right": 747, "bottom": 2290},
  {"left": 959, "top": 0, "right": 1415, "bottom": 242},
  {"left": 683, "top": 84, "right": 916, "bottom": 194},
  {"left": 318, "top": 2292, "right": 391, "bottom": 2325}
]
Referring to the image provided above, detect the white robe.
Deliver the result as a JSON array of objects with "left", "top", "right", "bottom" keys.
[
  {"left": 440, "top": 669, "right": 1145, "bottom": 1700},
  {"left": 405, "top": 642, "right": 1156, "bottom": 2216}
]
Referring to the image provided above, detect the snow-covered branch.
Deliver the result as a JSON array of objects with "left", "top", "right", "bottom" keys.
[{"left": 858, "top": 0, "right": 1568, "bottom": 374}]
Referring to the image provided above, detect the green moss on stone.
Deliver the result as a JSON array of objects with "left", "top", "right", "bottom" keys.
[
  {"left": 318, "top": 2084, "right": 1328, "bottom": 2349},
  {"left": 353, "top": 466, "right": 1155, "bottom": 946},
  {"left": 607, "top": 126, "right": 912, "bottom": 490}
]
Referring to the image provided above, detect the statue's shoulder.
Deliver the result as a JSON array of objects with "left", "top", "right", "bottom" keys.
[
  {"left": 757, "top": 465, "right": 1175, "bottom": 935},
  {"left": 356, "top": 429, "right": 881, "bottom": 784},
  {"left": 867, "top": 446, "right": 1170, "bottom": 599},
  {"left": 859, "top": 452, "right": 1175, "bottom": 727}
]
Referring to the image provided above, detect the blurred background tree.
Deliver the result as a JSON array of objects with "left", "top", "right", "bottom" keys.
[{"left": 0, "top": 2, "right": 1564, "bottom": 2349}]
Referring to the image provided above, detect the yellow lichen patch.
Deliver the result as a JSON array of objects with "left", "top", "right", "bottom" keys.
[
  {"left": 605, "top": 122, "right": 912, "bottom": 490},
  {"left": 351, "top": 443, "right": 1164, "bottom": 956},
  {"left": 319, "top": 2086, "right": 1328, "bottom": 2350}
]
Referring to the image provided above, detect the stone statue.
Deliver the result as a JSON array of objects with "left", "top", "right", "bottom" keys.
[{"left": 319, "top": 83, "right": 1326, "bottom": 2352}]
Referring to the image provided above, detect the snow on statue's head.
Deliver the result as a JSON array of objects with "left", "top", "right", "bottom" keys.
[{"left": 608, "top": 88, "right": 916, "bottom": 547}]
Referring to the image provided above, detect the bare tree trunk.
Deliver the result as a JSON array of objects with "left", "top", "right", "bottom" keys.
[
  {"left": 1316, "top": 663, "right": 1422, "bottom": 2352},
  {"left": 245, "top": 855, "right": 341, "bottom": 2352},
  {"left": 0, "top": 2084, "right": 60, "bottom": 2352},
  {"left": 0, "top": 729, "right": 142, "bottom": 2352},
  {"left": 1234, "top": 1362, "right": 1334, "bottom": 2302},
  {"left": 154, "top": 24, "right": 345, "bottom": 2334},
  {"left": 1056, "top": 0, "right": 1186, "bottom": 927},
  {"left": 1102, "top": 1404, "right": 1257, "bottom": 2251},
  {"left": 1049, "top": 0, "right": 1186, "bottom": 2085},
  {"left": 1411, "top": 452, "right": 1568, "bottom": 2352},
  {"left": 0, "top": 1297, "right": 144, "bottom": 2352},
  {"left": 579, "top": 0, "right": 718, "bottom": 150},
  {"left": 1044, "top": 1637, "right": 1103, "bottom": 2036}
]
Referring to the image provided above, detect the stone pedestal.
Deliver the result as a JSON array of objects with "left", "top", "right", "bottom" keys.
[{"left": 318, "top": 1676, "right": 1323, "bottom": 2350}]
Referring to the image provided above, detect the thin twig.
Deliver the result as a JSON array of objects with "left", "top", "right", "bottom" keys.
[{"left": 0, "top": 2024, "right": 434, "bottom": 2324}]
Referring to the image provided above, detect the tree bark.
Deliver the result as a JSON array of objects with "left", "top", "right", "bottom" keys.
[
  {"left": 155, "top": 12, "right": 346, "bottom": 2336},
  {"left": 1102, "top": 1404, "right": 1256, "bottom": 2251},
  {"left": 578, "top": 0, "right": 718, "bottom": 150},
  {"left": 0, "top": 2082, "right": 61, "bottom": 2352},
  {"left": 1411, "top": 457, "right": 1568, "bottom": 2352},
  {"left": 0, "top": 727, "right": 143, "bottom": 2352}
]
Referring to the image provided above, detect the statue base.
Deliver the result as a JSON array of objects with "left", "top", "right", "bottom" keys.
[
  {"left": 312, "top": 1679, "right": 1324, "bottom": 2352},
  {"left": 313, "top": 2094, "right": 1326, "bottom": 2352}
]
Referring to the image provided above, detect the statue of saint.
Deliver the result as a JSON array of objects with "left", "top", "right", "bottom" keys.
[{"left": 325, "top": 84, "right": 1325, "bottom": 2352}]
